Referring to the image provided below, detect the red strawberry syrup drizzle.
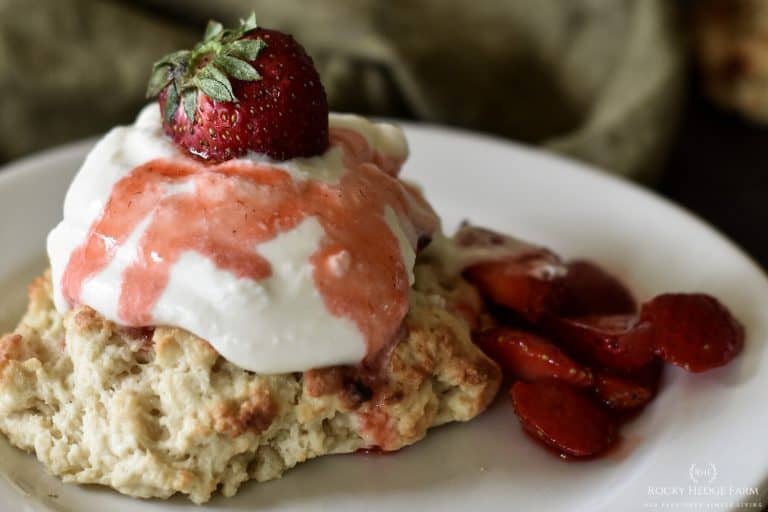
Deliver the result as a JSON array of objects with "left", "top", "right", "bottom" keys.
[{"left": 61, "top": 127, "right": 438, "bottom": 359}]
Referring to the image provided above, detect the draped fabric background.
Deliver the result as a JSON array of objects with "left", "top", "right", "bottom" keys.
[{"left": 0, "top": 0, "right": 684, "bottom": 181}]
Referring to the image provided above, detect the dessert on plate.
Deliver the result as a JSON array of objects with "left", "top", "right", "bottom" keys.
[
  {"left": 0, "top": 15, "right": 501, "bottom": 503},
  {"left": 0, "top": 13, "right": 745, "bottom": 504}
]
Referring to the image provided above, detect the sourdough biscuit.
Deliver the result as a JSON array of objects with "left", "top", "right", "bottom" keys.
[{"left": 0, "top": 266, "right": 500, "bottom": 503}]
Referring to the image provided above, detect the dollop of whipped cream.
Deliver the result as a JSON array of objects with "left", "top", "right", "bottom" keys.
[{"left": 47, "top": 104, "right": 437, "bottom": 373}]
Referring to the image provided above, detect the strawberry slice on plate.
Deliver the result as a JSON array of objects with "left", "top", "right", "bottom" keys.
[
  {"left": 545, "top": 314, "right": 657, "bottom": 372},
  {"left": 465, "top": 248, "right": 566, "bottom": 322},
  {"left": 559, "top": 260, "right": 637, "bottom": 317},
  {"left": 641, "top": 293, "right": 745, "bottom": 372},
  {"left": 591, "top": 358, "right": 663, "bottom": 411},
  {"left": 510, "top": 381, "right": 617, "bottom": 457},
  {"left": 474, "top": 328, "right": 593, "bottom": 387}
]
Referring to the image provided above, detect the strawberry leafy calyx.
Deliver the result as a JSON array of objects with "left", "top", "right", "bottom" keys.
[{"left": 145, "top": 12, "right": 266, "bottom": 123}]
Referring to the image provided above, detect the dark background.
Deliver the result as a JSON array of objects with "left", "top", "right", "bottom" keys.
[{"left": 661, "top": 80, "right": 768, "bottom": 269}]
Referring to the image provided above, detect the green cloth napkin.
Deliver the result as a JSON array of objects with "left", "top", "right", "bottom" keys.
[{"left": 0, "top": 0, "right": 684, "bottom": 181}]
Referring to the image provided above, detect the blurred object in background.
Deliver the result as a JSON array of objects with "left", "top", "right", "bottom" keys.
[
  {"left": 694, "top": 0, "right": 768, "bottom": 123},
  {"left": 662, "top": 0, "right": 768, "bottom": 267},
  {"left": 0, "top": 0, "right": 684, "bottom": 182},
  {"left": 660, "top": 82, "right": 768, "bottom": 268},
  {"left": 0, "top": 0, "right": 197, "bottom": 162}
]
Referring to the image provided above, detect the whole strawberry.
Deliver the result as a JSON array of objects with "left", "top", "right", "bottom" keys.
[{"left": 146, "top": 13, "right": 328, "bottom": 161}]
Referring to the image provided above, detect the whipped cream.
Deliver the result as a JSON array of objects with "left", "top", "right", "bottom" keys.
[{"left": 47, "top": 104, "right": 432, "bottom": 373}]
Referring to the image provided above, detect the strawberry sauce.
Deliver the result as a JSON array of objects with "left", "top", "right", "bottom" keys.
[{"left": 61, "top": 127, "right": 437, "bottom": 359}]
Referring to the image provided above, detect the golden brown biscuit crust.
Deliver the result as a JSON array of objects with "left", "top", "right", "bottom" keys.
[{"left": 0, "top": 266, "right": 500, "bottom": 503}]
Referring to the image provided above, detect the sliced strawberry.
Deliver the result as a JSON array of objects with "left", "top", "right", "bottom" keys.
[
  {"left": 641, "top": 293, "right": 745, "bottom": 372},
  {"left": 510, "top": 381, "right": 617, "bottom": 457},
  {"left": 632, "top": 358, "right": 664, "bottom": 395},
  {"left": 474, "top": 328, "right": 593, "bottom": 387},
  {"left": 465, "top": 249, "right": 566, "bottom": 322},
  {"left": 545, "top": 314, "right": 656, "bottom": 372},
  {"left": 594, "top": 371, "right": 654, "bottom": 409},
  {"left": 594, "top": 358, "right": 663, "bottom": 411},
  {"left": 559, "top": 260, "right": 636, "bottom": 316}
]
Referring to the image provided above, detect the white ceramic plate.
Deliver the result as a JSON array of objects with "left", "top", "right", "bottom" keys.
[{"left": 0, "top": 124, "right": 766, "bottom": 512}]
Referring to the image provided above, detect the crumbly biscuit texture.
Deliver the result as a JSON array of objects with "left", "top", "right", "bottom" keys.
[{"left": 0, "top": 266, "right": 499, "bottom": 503}]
